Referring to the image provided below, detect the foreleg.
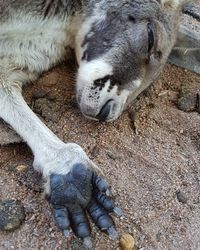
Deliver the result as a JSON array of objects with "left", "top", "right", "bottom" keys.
[{"left": 0, "top": 64, "right": 121, "bottom": 246}]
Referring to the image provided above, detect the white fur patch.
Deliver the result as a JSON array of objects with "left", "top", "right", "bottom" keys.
[
  {"left": 0, "top": 12, "right": 82, "bottom": 73},
  {"left": 77, "top": 58, "right": 113, "bottom": 86}
]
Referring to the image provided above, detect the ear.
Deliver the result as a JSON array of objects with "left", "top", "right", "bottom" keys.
[
  {"left": 160, "top": 0, "right": 190, "bottom": 9},
  {"left": 175, "top": 24, "right": 200, "bottom": 49},
  {"left": 175, "top": 2, "right": 200, "bottom": 48},
  {"left": 168, "top": 21, "right": 200, "bottom": 74}
]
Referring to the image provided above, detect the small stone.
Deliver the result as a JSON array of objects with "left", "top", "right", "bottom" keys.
[
  {"left": 16, "top": 165, "right": 28, "bottom": 172},
  {"left": 120, "top": 234, "right": 135, "bottom": 250},
  {"left": 177, "top": 93, "right": 199, "bottom": 113},
  {"left": 176, "top": 190, "right": 188, "bottom": 204},
  {"left": 33, "top": 89, "right": 48, "bottom": 99},
  {"left": 91, "top": 145, "right": 99, "bottom": 157},
  {"left": 128, "top": 110, "right": 136, "bottom": 124},
  {"left": 46, "top": 91, "right": 57, "bottom": 101},
  {"left": 107, "top": 150, "right": 119, "bottom": 160},
  {"left": 0, "top": 200, "right": 25, "bottom": 231}
]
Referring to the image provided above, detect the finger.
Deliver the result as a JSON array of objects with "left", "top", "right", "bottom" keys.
[
  {"left": 87, "top": 199, "right": 118, "bottom": 239},
  {"left": 50, "top": 175, "right": 66, "bottom": 204},
  {"left": 68, "top": 206, "right": 90, "bottom": 239},
  {"left": 95, "top": 192, "right": 114, "bottom": 211},
  {"left": 52, "top": 205, "right": 70, "bottom": 232},
  {"left": 95, "top": 192, "right": 123, "bottom": 217},
  {"left": 69, "top": 164, "right": 93, "bottom": 203},
  {"left": 87, "top": 199, "right": 113, "bottom": 230},
  {"left": 93, "top": 174, "right": 109, "bottom": 192}
]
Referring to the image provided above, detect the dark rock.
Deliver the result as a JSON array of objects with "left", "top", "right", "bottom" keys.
[
  {"left": 156, "top": 232, "right": 162, "bottom": 242},
  {"left": 176, "top": 190, "right": 188, "bottom": 204},
  {"left": 33, "top": 89, "right": 48, "bottom": 99},
  {"left": 0, "top": 200, "right": 25, "bottom": 231},
  {"left": 177, "top": 93, "right": 200, "bottom": 113},
  {"left": 91, "top": 146, "right": 99, "bottom": 158},
  {"left": 46, "top": 91, "right": 57, "bottom": 101}
]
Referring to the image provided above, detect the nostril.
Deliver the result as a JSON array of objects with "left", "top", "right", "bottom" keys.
[{"left": 96, "top": 99, "right": 113, "bottom": 122}]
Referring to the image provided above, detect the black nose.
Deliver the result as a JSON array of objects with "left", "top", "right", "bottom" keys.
[{"left": 96, "top": 100, "right": 113, "bottom": 122}]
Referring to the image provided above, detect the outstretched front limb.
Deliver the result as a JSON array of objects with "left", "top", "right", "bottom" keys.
[{"left": 0, "top": 63, "right": 121, "bottom": 246}]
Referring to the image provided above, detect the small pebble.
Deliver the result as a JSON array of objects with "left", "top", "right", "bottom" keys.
[
  {"left": 176, "top": 190, "right": 188, "bottom": 204},
  {"left": 107, "top": 150, "right": 119, "bottom": 160},
  {"left": 91, "top": 145, "right": 99, "bottom": 158},
  {"left": 177, "top": 93, "right": 199, "bottom": 113},
  {"left": 33, "top": 89, "right": 48, "bottom": 99},
  {"left": 16, "top": 165, "right": 28, "bottom": 172},
  {"left": 120, "top": 234, "right": 135, "bottom": 250}
]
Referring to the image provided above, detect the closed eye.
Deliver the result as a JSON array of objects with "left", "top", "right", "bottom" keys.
[{"left": 147, "top": 21, "right": 154, "bottom": 53}]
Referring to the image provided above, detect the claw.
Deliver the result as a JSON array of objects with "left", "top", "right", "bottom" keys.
[
  {"left": 63, "top": 229, "right": 71, "bottom": 237},
  {"left": 95, "top": 193, "right": 122, "bottom": 217},
  {"left": 113, "top": 207, "right": 123, "bottom": 217},
  {"left": 107, "top": 226, "right": 119, "bottom": 240},
  {"left": 83, "top": 237, "right": 93, "bottom": 249},
  {"left": 106, "top": 188, "right": 112, "bottom": 196}
]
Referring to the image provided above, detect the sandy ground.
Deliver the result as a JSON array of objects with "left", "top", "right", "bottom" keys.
[{"left": 0, "top": 58, "right": 200, "bottom": 250}]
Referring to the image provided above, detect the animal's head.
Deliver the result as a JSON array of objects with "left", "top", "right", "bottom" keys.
[{"left": 75, "top": 0, "right": 188, "bottom": 121}]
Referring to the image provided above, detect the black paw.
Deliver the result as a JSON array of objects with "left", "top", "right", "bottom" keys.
[{"left": 49, "top": 163, "right": 122, "bottom": 242}]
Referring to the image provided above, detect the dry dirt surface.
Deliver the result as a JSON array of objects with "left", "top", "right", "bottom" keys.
[{"left": 0, "top": 59, "right": 199, "bottom": 250}]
